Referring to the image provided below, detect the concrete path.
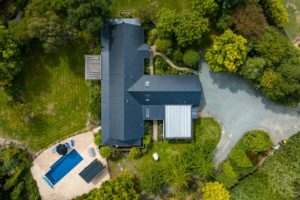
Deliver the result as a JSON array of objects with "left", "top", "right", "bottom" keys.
[
  {"left": 150, "top": 45, "right": 198, "bottom": 75},
  {"left": 153, "top": 121, "right": 158, "bottom": 141},
  {"left": 198, "top": 61, "right": 300, "bottom": 164}
]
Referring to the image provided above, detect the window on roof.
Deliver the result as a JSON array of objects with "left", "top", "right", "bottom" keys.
[
  {"left": 145, "top": 94, "right": 150, "bottom": 102},
  {"left": 146, "top": 108, "right": 150, "bottom": 118}
]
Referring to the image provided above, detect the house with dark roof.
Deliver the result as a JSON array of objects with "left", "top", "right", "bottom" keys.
[{"left": 86, "top": 19, "right": 202, "bottom": 147}]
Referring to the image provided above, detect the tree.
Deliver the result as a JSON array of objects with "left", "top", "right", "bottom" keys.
[
  {"left": 155, "top": 39, "right": 172, "bottom": 53},
  {"left": 75, "top": 173, "right": 139, "bottom": 200},
  {"left": 128, "top": 147, "right": 141, "bottom": 159},
  {"left": 254, "top": 27, "right": 296, "bottom": 66},
  {"left": 232, "top": 4, "right": 268, "bottom": 39},
  {"left": 260, "top": 0, "right": 288, "bottom": 27},
  {"left": 205, "top": 30, "right": 248, "bottom": 73},
  {"left": 155, "top": 8, "right": 178, "bottom": 38},
  {"left": 0, "top": 26, "right": 22, "bottom": 87},
  {"left": 165, "top": 155, "right": 192, "bottom": 191},
  {"left": 100, "top": 146, "right": 112, "bottom": 159},
  {"left": 174, "top": 12, "right": 209, "bottom": 48},
  {"left": 67, "top": 0, "right": 108, "bottom": 36},
  {"left": 241, "top": 130, "right": 273, "bottom": 153},
  {"left": 191, "top": 0, "right": 219, "bottom": 17},
  {"left": 202, "top": 182, "right": 230, "bottom": 200},
  {"left": 141, "top": 167, "right": 165, "bottom": 195},
  {"left": 183, "top": 49, "right": 200, "bottom": 69},
  {"left": 239, "top": 57, "right": 266, "bottom": 85}
]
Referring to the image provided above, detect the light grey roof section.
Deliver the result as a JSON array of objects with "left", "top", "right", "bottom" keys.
[
  {"left": 128, "top": 75, "right": 201, "bottom": 92},
  {"left": 107, "top": 18, "right": 140, "bottom": 26},
  {"left": 164, "top": 105, "right": 192, "bottom": 139},
  {"left": 85, "top": 55, "right": 101, "bottom": 80}
]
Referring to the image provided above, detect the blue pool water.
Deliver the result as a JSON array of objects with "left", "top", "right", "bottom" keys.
[{"left": 45, "top": 149, "right": 83, "bottom": 185}]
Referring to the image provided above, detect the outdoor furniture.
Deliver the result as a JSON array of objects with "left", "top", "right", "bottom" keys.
[
  {"left": 51, "top": 147, "right": 57, "bottom": 154},
  {"left": 65, "top": 143, "right": 71, "bottom": 149},
  {"left": 153, "top": 152, "right": 159, "bottom": 161},
  {"left": 88, "top": 147, "right": 96, "bottom": 158},
  {"left": 70, "top": 139, "right": 75, "bottom": 147},
  {"left": 56, "top": 144, "right": 68, "bottom": 155},
  {"left": 42, "top": 176, "right": 53, "bottom": 189}
]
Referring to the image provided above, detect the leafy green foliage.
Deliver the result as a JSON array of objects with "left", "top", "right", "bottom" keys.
[
  {"left": 261, "top": 0, "right": 288, "bottom": 27},
  {"left": 67, "top": 0, "right": 108, "bottom": 35},
  {"left": 0, "top": 26, "right": 22, "bottom": 87},
  {"left": 239, "top": 57, "right": 266, "bottom": 85},
  {"left": 191, "top": 0, "right": 219, "bottom": 17},
  {"left": 216, "top": 161, "right": 239, "bottom": 188},
  {"left": 87, "top": 81, "right": 101, "bottom": 121},
  {"left": 241, "top": 130, "right": 273, "bottom": 153},
  {"left": 94, "top": 131, "right": 101, "bottom": 146},
  {"left": 155, "top": 8, "right": 178, "bottom": 38},
  {"left": 100, "top": 146, "right": 112, "bottom": 159},
  {"left": 165, "top": 154, "right": 192, "bottom": 191},
  {"left": 174, "top": 12, "right": 209, "bottom": 47},
  {"left": 172, "top": 49, "right": 183, "bottom": 64},
  {"left": 216, "top": 14, "right": 233, "bottom": 32},
  {"left": 140, "top": 166, "right": 165, "bottom": 194},
  {"left": 128, "top": 147, "right": 142, "bottom": 159},
  {"left": 205, "top": 29, "right": 248, "bottom": 73},
  {"left": 232, "top": 3, "right": 268, "bottom": 39},
  {"left": 0, "top": 147, "right": 40, "bottom": 200},
  {"left": 74, "top": 173, "right": 139, "bottom": 200},
  {"left": 201, "top": 182, "right": 230, "bottom": 200},
  {"left": 155, "top": 38, "right": 172, "bottom": 53},
  {"left": 229, "top": 143, "right": 253, "bottom": 169},
  {"left": 154, "top": 56, "right": 193, "bottom": 75},
  {"left": 183, "top": 49, "right": 200, "bottom": 69},
  {"left": 231, "top": 132, "right": 300, "bottom": 200}
]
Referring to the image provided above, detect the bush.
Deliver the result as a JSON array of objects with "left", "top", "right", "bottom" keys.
[
  {"left": 229, "top": 143, "right": 253, "bottom": 169},
  {"left": 261, "top": 0, "right": 288, "bottom": 27},
  {"left": 94, "top": 130, "right": 101, "bottom": 146},
  {"left": 216, "top": 14, "right": 233, "bottom": 32},
  {"left": 241, "top": 130, "right": 273, "bottom": 153},
  {"left": 155, "top": 38, "right": 172, "bottom": 53},
  {"left": 148, "top": 29, "right": 158, "bottom": 45},
  {"left": 202, "top": 182, "right": 230, "bottom": 200},
  {"left": 183, "top": 49, "right": 200, "bottom": 69},
  {"left": 128, "top": 147, "right": 141, "bottom": 159},
  {"left": 173, "top": 49, "right": 183, "bottom": 64},
  {"left": 100, "top": 146, "right": 112, "bottom": 159},
  {"left": 191, "top": 0, "right": 218, "bottom": 17},
  {"left": 239, "top": 57, "right": 266, "bottom": 85},
  {"left": 141, "top": 167, "right": 165, "bottom": 195},
  {"left": 217, "top": 162, "right": 239, "bottom": 188}
]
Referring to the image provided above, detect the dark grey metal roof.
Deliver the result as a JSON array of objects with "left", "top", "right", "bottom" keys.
[{"left": 101, "top": 19, "right": 202, "bottom": 147}]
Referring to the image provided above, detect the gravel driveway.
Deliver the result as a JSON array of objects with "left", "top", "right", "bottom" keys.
[{"left": 198, "top": 62, "right": 300, "bottom": 164}]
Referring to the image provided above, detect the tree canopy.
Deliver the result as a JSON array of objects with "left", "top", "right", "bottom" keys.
[
  {"left": 205, "top": 29, "right": 248, "bottom": 73},
  {"left": 191, "top": 0, "right": 219, "bottom": 17}
]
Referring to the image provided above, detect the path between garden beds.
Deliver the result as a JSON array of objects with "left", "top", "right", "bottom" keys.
[{"left": 150, "top": 45, "right": 198, "bottom": 75}]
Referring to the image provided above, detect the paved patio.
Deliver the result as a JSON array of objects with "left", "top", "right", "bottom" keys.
[
  {"left": 31, "top": 128, "right": 110, "bottom": 200},
  {"left": 199, "top": 62, "right": 300, "bottom": 164}
]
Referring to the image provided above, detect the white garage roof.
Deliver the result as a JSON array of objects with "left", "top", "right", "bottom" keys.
[{"left": 164, "top": 105, "right": 192, "bottom": 139}]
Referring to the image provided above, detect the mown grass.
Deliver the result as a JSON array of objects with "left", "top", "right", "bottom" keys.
[
  {"left": 109, "top": 117, "right": 221, "bottom": 178},
  {"left": 109, "top": 0, "right": 190, "bottom": 17},
  {"left": 0, "top": 35, "right": 90, "bottom": 151}
]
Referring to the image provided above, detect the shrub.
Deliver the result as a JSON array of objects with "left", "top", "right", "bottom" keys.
[
  {"left": 173, "top": 49, "right": 183, "bottom": 64},
  {"left": 94, "top": 130, "right": 101, "bottom": 146},
  {"left": 217, "top": 162, "right": 239, "bottom": 188},
  {"left": 229, "top": 143, "right": 253, "bottom": 169},
  {"left": 239, "top": 57, "right": 266, "bottom": 85},
  {"left": 261, "top": 0, "right": 288, "bottom": 27},
  {"left": 241, "top": 130, "right": 273, "bottom": 153},
  {"left": 216, "top": 14, "right": 233, "bottom": 32},
  {"left": 100, "top": 146, "right": 112, "bottom": 159},
  {"left": 191, "top": 0, "right": 219, "bottom": 17},
  {"left": 155, "top": 38, "right": 172, "bottom": 53},
  {"left": 141, "top": 167, "right": 165, "bottom": 195},
  {"left": 183, "top": 49, "right": 200, "bottom": 69},
  {"left": 202, "top": 182, "right": 230, "bottom": 200},
  {"left": 128, "top": 147, "right": 141, "bottom": 159},
  {"left": 205, "top": 30, "right": 248, "bottom": 73},
  {"left": 148, "top": 29, "right": 158, "bottom": 45}
]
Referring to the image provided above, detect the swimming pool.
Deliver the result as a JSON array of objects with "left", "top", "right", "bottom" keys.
[{"left": 45, "top": 149, "right": 83, "bottom": 185}]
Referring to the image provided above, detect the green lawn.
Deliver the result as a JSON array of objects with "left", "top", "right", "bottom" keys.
[
  {"left": 109, "top": 0, "right": 190, "bottom": 17},
  {"left": 283, "top": 0, "right": 300, "bottom": 40},
  {"left": 109, "top": 117, "right": 221, "bottom": 178},
  {"left": 0, "top": 36, "right": 90, "bottom": 151}
]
